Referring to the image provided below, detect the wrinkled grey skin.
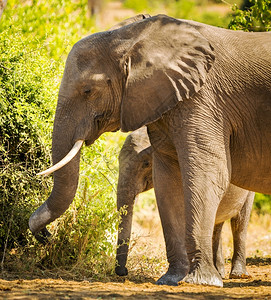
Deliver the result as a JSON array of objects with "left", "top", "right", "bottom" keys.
[
  {"left": 29, "top": 15, "right": 271, "bottom": 286},
  {"left": 115, "top": 127, "right": 254, "bottom": 284}
]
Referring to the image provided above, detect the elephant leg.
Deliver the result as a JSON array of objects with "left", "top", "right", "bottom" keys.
[
  {"left": 230, "top": 192, "right": 254, "bottom": 279},
  {"left": 212, "top": 222, "right": 225, "bottom": 279},
  {"left": 181, "top": 177, "right": 226, "bottom": 287},
  {"left": 175, "top": 132, "right": 230, "bottom": 287},
  {"left": 153, "top": 152, "right": 189, "bottom": 286}
]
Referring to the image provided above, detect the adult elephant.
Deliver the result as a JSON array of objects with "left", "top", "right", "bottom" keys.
[
  {"left": 29, "top": 15, "right": 271, "bottom": 286},
  {"left": 115, "top": 126, "right": 254, "bottom": 283}
]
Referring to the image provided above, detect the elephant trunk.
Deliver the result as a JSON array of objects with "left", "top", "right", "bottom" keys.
[
  {"left": 29, "top": 113, "right": 82, "bottom": 242},
  {"left": 115, "top": 186, "right": 138, "bottom": 276}
]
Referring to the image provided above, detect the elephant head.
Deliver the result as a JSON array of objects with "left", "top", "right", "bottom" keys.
[{"left": 29, "top": 15, "right": 214, "bottom": 241}]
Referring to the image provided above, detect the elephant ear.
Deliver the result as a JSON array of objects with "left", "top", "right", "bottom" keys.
[{"left": 120, "top": 15, "right": 215, "bottom": 132}]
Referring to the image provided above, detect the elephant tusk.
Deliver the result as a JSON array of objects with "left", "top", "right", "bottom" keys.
[{"left": 37, "top": 140, "right": 84, "bottom": 176}]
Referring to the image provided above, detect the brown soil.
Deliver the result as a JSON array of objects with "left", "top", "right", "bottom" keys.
[
  {"left": 1, "top": 262, "right": 271, "bottom": 300},
  {"left": 1, "top": 206, "right": 270, "bottom": 299}
]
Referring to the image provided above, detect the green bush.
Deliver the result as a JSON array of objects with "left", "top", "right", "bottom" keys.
[
  {"left": 229, "top": 0, "right": 271, "bottom": 31},
  {"left": 0, "top": 27, "right": 57, "bottom": 251},
  {"left": 254, "top": 194, "right": 271, "bottom": 214},
  {"left": 1, "top": 0, "right": 94, "bottom": 59},
  {"left": 0, "top": 0, "right": 121, "bottom": 277},
  {"left": 123, "top": 0, "right": 149, "bottom": 12}
]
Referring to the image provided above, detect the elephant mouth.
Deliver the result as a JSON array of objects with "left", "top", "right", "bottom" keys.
[
  {"left": 111, "top": 126, "right": 120, "bottom": 132},
  {"left": 85, "top": 133, "right": 101, "bottom": 146},
  {"left": 84, "top": 122, "right": 120, "bottom": 147},
  {"left": 145, "top": 178, "right": 153, "bottom": 191},
  {"left": 85, "top": 139, "right": 93, "bottom": 146}
]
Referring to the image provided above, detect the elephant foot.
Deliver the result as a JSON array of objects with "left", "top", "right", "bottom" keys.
[
  {"left": 156, "top": 269, "right": 186, "bottom": 286},
  {"left": 115, "top": 266, "right": 128, "bottom": 276},
  {"left": 183, "top": 264, "right": 223, "bottom": 287},
  {"left": 34, "top": 227, "right": 52, "bottom": 245},
  {"left": 229, "top": 263, "right": 251, "bottom": 279}
]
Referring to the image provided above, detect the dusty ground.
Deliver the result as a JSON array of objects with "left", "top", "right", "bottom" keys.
[
  {"left": 0, "top": 262, "right": 271, "bottom": 299},
  {"left": 0, "top": 196, "right": 270, "bottom": 299}
]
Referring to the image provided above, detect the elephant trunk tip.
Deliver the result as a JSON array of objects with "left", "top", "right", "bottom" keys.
[
  {"left": 29, "top": 202, "right": 53, "bottom": 244},
  {"left": 33, "top": 227, "right": 52, "bottom": 245},
  {"left": 115, "top": 265, "right": 128, "bottom": 276}
]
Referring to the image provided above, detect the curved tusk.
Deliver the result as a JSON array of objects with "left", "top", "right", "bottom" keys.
[{"left": 37, "top": 140, "right": 84, "bottom": 176}]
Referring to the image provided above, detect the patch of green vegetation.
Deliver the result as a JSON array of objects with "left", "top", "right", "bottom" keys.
[
  {"left": 0, "top": 24, "right": 57, "bottom": 252},
  {"left": 254, "top": 194, "right": 271, "bottom": 214},
  {"left": 229, "top": 0, "right": 271, "bottom": 31},
  {"left": 0, "top": 0, "right": 120, "bottom": 277},
  {"left": 123, "top": 0, "right": 150, "bottom": 12}
]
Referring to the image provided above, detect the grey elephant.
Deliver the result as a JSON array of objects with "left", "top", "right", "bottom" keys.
[
  {"left": 115, "top": 126, "right": 254, "bottom": 282},
  {"left": 29, "top": 14, "right": 271, "bottom": 286}
]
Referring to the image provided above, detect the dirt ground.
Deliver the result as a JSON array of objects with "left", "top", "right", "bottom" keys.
[
  {"left": 0, "top": 201, "right": 270, "bottom": 300},
  {"left": 0, "top": 262, "right": 271, "bottom": 299}
]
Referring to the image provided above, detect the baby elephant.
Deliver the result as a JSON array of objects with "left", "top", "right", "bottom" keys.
[{"left": 116, "top": 127, "right": 254, "bottom": 284}]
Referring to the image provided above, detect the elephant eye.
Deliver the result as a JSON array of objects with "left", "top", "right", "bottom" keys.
[
  {"left": 142, "top": 160, "right": 150, "bottom": 168},
  {"left": 84, "top": 89, "right": 91, "bottom": 95}
]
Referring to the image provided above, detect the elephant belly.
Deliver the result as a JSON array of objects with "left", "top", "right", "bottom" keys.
[
  {"left": 231, "top": 144, "right": 271, "bottom": 194},
  {"left": 230, "top": 101, "right": 271, "bottom": 194},
  {"left": 215, "top": 184, "right": 247, "bottom": 224}
]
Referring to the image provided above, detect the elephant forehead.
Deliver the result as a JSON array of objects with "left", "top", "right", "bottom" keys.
[
  {"left": 64, "top": 51, "right": 110, "bottom": 85},
  {"left": 80, "top": 71, "right": 108, "bottom": 82},
  {"left": 76, "top": 53, "right": 103, "bottom": 72}
]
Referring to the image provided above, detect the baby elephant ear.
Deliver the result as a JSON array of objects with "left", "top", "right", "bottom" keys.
[{"left": 120, "top": 15, "right": 215, "bottom": 132}]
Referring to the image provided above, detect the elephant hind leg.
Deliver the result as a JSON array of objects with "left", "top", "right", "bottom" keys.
[
  {"left": 229, "top": 192, "right": 254, "bottom": 279},
  {"left": 213, "top": 222, "right": 225, "bottom": 279}
]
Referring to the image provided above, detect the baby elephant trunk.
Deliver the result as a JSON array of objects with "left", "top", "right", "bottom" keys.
[{"left": 115, "top": 188, "right": 138, "bottom": 276}]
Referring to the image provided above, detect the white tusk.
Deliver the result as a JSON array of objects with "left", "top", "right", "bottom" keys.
[{"left": 37, "top": 140, "right": 84, "bottom": 176}]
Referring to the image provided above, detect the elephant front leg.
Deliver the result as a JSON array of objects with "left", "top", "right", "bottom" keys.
[
  {"left": 177, "top": 140, "right": 230, "bottom": 287},
  {"left": 230, "top": 191, "right": 254, "bottom": 279},
  {"left": 182, "top": 183, "right": 226, "bottom": 286},
  {"left": 152, "top": 153, "right": 189, "bottom": 286}
]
